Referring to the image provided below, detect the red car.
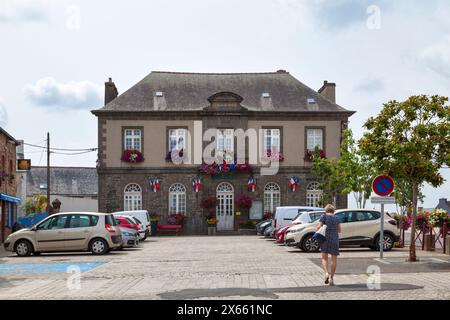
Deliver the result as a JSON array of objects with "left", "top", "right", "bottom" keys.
[
  {"left": 275, "top": 221, "right": 302, "bottom": 244},
  {"left": 114, "top": 215, "right": 140, "bottom": 232}
]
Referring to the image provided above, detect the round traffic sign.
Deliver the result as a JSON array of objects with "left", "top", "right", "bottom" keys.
[{"left": 372, "top": 175, "right": 395, "bottom": 196}]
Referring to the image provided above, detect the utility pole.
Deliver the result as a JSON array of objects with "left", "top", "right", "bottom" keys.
[{"left": 46, "top": 132, "right": 51, "bottom": 214}]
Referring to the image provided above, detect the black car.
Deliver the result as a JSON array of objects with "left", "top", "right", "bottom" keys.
[{"left": 256, "top": 220, "right": 272, "bottom": 235}]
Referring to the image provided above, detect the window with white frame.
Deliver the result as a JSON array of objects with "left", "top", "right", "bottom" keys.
[
  {"left": 124, "top": 183, "right": 142, "bottom": 211},
  {"left": 168, "top": 129, "right": 187, "bottom": 151},
  {"left": 263, "top": 129, "right": 281, "bottom": 152},
  {"left": 306, "top": 128, "right": 323, "bottom": 150},
  {"left": 216, "top": 129, "right": 234, "bottom": 162},
  {"left": 168, "top": 183, "right": 186, "bottom": 215},
  {"left": 306, "top": 182, "right": 322, "bottom": 207},
  {"left": 124, "top": 129, "right": 142, "bottom": 151},
  {"left": 264, "top": 183, "right": 281, "bottom": 214}
]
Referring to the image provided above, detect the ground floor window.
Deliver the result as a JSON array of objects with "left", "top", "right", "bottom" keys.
[
  {"left": 264, "top": 183, "right": 281, "bottom": 215},
  {"left": 169, "top": 183, "right": 186, "bottom": 215},
  {"left": 124, "top": 183, "right": 142, "bottom": 211},
  {"left": 306, "top": 182, "right": 322, "bottom": 207}
]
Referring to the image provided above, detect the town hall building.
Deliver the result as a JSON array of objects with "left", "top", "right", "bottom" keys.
[{"left": 92, "top": 70, "right": 355, "bottom": 234}]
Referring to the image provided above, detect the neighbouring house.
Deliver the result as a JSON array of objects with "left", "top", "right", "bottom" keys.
[
  {"left": 0, "top": 127, "right": 20, "bottom": 242},
  {"left": 19, "top": 166, "right": 98, "bottom": 214},
  {"left": 92, "top": 70, "right": 355, "bottom": 234},
  {"left": 436, "top": 198, "right": 450, "bottom": 213}
]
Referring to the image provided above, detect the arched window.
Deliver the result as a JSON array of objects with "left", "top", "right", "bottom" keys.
[
  {"left": 168, "top": 183, "right": 186, "bottom": 215},
  {"left": 306, "top": 182, "right": 322, "bottom": 207},
  {"left": 124, "top": 183, "right": 142, "bottom": 211},
  {"left": 264, "top": 183, "right": 281, "bottom": 214}
]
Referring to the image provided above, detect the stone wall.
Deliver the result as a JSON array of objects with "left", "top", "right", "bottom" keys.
[{"left": 98, "top": 167, "right": 347, "bottom": 235}]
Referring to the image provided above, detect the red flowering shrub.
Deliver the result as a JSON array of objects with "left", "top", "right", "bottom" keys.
[
  {"left": 263, "top": 212, "right": 273, "bottom": 220},
  {"left": 305, "top": 149, "right": 326, "bottom": 161}
]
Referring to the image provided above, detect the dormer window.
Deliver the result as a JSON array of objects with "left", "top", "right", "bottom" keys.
[
  {"left": 307, "top": 98, "right": 316, "bottom": 104},
  {"left": 155, "top": 91, "right": 164, "bottom": 97},
  {"left": 262, "top": 93, "right": 270, "bottom": 98}
]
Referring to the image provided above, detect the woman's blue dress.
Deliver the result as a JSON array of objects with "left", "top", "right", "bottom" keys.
[{"left": 319, "top": 214, "right": 340, "bottom": 256}]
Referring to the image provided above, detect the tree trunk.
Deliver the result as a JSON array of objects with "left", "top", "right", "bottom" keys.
[{"left": 408, "top": 182, "right": 418, "bottom": 262}]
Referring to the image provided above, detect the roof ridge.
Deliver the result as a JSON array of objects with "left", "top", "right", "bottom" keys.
[{"left": 151, "top": 70, "right": 290, "bottom": 75}]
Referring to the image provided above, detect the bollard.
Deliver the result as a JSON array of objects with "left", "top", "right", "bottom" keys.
[{"left": 445, "top": 237, "right": 450, "bottom": 255}]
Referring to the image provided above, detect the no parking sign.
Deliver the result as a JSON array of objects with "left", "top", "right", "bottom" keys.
[{"left": 372, "top": 175, "right": 395, "bottom": 196}]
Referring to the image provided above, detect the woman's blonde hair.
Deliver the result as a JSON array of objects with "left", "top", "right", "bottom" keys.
[{"left": 325, "top": 204, "right": 335, "bottom": 213}]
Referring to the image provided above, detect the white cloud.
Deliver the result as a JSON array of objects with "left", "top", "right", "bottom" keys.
[
  {"left": 23, "top": 77, "right": 102, "bottom": 110},
  {"left": 418, "top": 36, "right": 450, "bottom": 79},
  {"left": 0, "top": 0, "right": 49, "bottom": 23},
  {"left": 0, "top": 97, "right": 8, "bottom": 127}
]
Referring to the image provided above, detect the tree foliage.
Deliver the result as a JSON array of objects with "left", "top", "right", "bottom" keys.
[{"left": 359, "top": 95, "right": 450, "bottom": 261}]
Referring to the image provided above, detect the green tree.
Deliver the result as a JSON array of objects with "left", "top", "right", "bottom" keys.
[
  {"left": 23, "top": 195, "right": 48, "bottom": 215},
  {"left": 311, "top": 147, "right": 348, "bottom": 207},
  {"left": 359, "top": 95, "right": 450, "bottom": 262},
  {"left": 392, "top": 179, "right": 425, "bottom": 216},
  {"left": 340, "top": 130, "right": 377, "bottom": 208}
]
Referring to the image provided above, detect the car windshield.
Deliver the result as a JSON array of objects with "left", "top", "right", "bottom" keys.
[{"left": 133, "top": 217, "right": 142, "bottom": 224}]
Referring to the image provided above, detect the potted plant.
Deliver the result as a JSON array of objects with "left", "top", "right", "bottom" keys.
[
  {"left": 149, "top": 212, "right": 159, "bottom": 236},
  {"left": 206, "top": 212, "right": 217, "bottom": 235}
]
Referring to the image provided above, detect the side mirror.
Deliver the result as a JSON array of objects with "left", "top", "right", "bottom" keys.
[{"left": 31, "top": 226, "right": 37, "bottom": 231}]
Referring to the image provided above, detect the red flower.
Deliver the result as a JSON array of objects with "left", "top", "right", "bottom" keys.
[{"left": 121, "top": 149, "right": 144, "bottom": 163}]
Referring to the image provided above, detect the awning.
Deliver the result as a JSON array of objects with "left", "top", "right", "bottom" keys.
[{"left": 0, "top": 193, "right": 21, "bottom": 204}]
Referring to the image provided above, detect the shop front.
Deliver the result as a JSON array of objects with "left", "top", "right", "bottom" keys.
[{"left": 0, "top": 193, "right": 21, "bottom": 243}]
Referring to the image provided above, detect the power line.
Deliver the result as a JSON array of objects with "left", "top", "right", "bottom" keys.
[
  {"left": 24, "top": 142, "right": 97, "bottom": 152},
  {"left": 50, "top": 150, "right": 96, "bottom": 155}
]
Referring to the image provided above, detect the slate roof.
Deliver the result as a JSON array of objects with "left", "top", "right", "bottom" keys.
[
  {"left": 26, "top": 166, "right": 98, "bottom": 196},
  {"left": 0, "top": 126, "right": 19, "bottom": 145},
  {"left": 93, "top": 70, "right": 353, "bottom": 113},
  {"left": 436, "top": 198, "right": 450, "bottom": 212}
]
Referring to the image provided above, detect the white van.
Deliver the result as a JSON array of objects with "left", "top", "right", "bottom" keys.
[
  {"left": 273, "top": 206, "right": 322, "bottom": 230},
  {"left": 112, "top": 210, "right": 151, "bottom": 240}
]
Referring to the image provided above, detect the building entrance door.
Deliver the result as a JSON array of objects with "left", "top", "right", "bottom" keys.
[{"left": 216, "top": 182, "right": 234, "bottom": 231}]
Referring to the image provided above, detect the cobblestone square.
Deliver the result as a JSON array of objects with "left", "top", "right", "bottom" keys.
[{"left": 0, "top": 236, "right": 449, "bottom": 300}]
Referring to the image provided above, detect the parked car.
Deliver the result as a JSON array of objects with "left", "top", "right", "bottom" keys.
[
  {"left": 3, "top": 212, "right": 122, "bottom": 256},
  {"left": 114, "top": 215, "right": 141, "bottom": 236},
  {"left": 264, "top": 225, "right": 275, "bottom": 238},
  {"left": 117, "top": 227, "right": 140, "bottom": 249},
  {"left": 272, "top": 206, "right": 322, "bottom": 231},
  {"left": 113, "top": 210, "right": 151, "bottom": 240},
  {"left": 275, "top": 210, "right": 325, "bottom": 244},
  {"left": 256, "top": 220, "right": 272, "bottom": 235},
  {"left": 129, "top": 216, "right": 147, "bottom": 240},
  {"left": 285, "top": 209, "right": 400, "bottom": 252}
]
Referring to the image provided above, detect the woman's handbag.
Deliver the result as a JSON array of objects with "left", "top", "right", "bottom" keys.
[{"left": 312, "top": 224, "right": 327, "bottom": 243}]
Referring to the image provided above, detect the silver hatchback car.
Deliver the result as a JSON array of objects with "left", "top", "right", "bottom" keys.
[{"left": 4, "top": 212, "right": 122, "bottom": 256}]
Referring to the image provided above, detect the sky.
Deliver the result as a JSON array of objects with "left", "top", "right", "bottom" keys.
[{"left": 0, "top": 0, "right": 449, "bottom": 210}]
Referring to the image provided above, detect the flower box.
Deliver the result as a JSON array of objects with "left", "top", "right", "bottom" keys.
[
  {"left": 305, "top": 149, "right": 326, "bottom": 161},
  {"left": 121, "top": 149, "right": 144, "bottom": 163}
]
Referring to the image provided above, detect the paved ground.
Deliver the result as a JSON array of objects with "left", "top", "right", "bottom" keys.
[{"left": 0, "top": 236, "right": 449, "bottom": 300}]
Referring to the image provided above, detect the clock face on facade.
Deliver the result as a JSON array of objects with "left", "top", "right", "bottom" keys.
[{"left": 17, "top": 159, "right": 31, "bottom": 171}]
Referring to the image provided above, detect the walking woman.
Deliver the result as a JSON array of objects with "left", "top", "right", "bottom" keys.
[{"left": 317, "top": 204, "right": 341, "bottom": 286}]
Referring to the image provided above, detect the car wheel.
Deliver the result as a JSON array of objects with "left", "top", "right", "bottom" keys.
[
  {"left": 302, "top": 235, "right": 320, "bottom": 253},
  {"left": 375, "top": 234, "right": 395, "bottom": 251},
  {"left": 89, "top": 238, "right": 109, "bottom": 255},
  {"left": 15, "top": 240, "right": 33, "bottom": 257}
]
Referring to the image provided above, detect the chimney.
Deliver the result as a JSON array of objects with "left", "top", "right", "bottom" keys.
[
  {"left": 104, "top": 77, "right": 118, "bottom": 105},
  {"left": 318, "top": 80, "right": 336, "bottom": 103}
]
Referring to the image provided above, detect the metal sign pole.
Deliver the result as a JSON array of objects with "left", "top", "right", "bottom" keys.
[{"left": 380, "top": 203, "right": 384, "bottom": 259}]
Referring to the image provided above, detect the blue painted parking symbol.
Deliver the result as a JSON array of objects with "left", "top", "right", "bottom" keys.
[{"left": 0, "top": 261, "right": 105, "bottom": 275}]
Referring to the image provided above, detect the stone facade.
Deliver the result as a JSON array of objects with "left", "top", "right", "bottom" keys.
[
  {"left": 92, "top": 71, "right": 354, "bottom": 234},
  {"left": 0, "top": 127, "right": 19, "bottom": 242}
]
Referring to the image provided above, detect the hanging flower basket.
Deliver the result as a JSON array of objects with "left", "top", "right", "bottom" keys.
[
  {"left": 235, "top": 195, "right": 253, "bottom": 211},
  {"left": 121, "top": 149, "right": 144, "bottom": 163},
  {"left": 200, "top": 196, "right": 217, "bottom": 209}
]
